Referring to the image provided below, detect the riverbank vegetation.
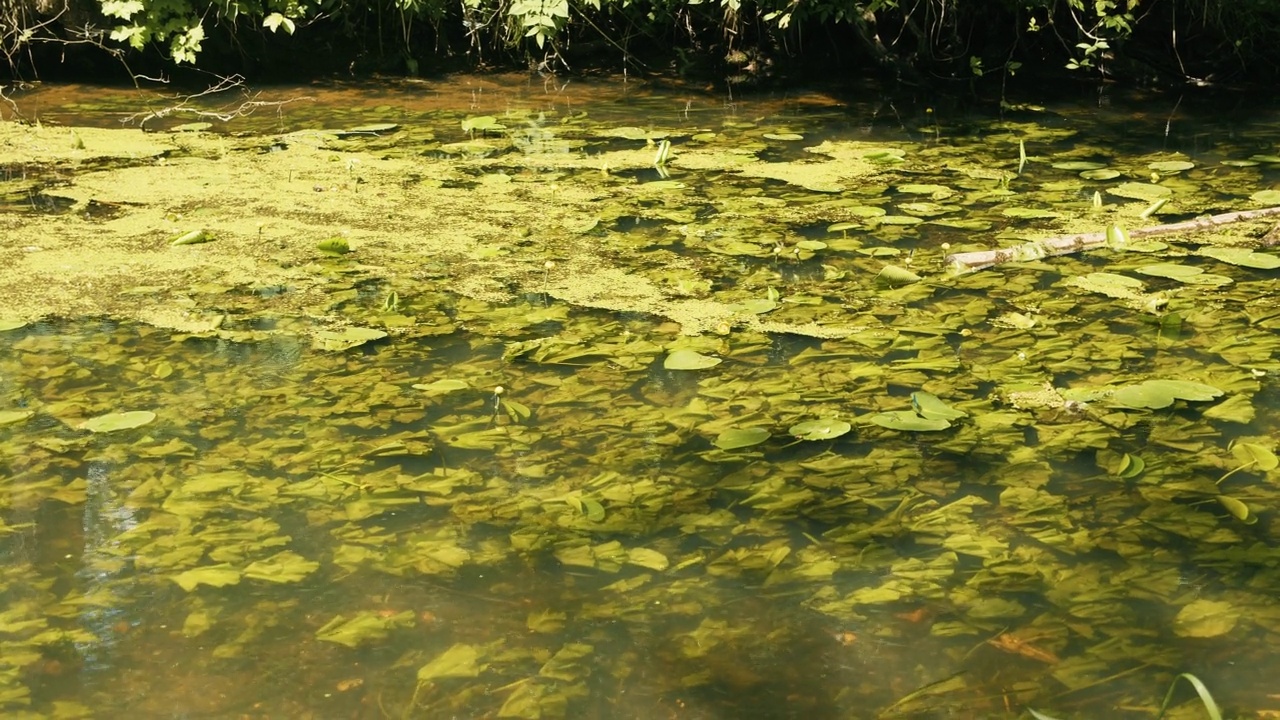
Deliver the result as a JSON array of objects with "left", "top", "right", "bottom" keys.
[{"left": 4, "top": 0, "right": 1280, "bottom": 86}]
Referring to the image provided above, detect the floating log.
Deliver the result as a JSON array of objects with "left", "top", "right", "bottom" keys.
[{"left": 945, "top": 205, "right": 1280, "bottom": 274}]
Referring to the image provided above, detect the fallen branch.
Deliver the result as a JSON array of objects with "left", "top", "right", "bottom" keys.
[{"left": 945, "top": 205, "right": 1280, "bottom": 274}]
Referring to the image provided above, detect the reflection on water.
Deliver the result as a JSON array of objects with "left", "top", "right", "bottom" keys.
[{"left": 3, "top": 77, "right": 1280, "bottom": 719}]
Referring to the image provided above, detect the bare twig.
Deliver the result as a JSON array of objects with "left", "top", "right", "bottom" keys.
[
  {"left": 945, "top": 205, "right": 1280, "bottom": 274},
  {"left": 121, "top": 74, "right": 314, "bottom": 130}
]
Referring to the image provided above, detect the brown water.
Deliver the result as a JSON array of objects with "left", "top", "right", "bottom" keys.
[{"left": 3, "top": 75, "right": 1280, "bottom": 719}]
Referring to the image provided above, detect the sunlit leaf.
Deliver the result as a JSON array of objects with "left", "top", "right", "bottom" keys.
[
  {"left": 910, "top": 392, "right": 966, "bottom": 421},
  {"left": 1229, "top": 441, "right": 1278, "bottom": 471},
  {"left": 713, "top": 427, "right": 771, "bottom": 449},
  {"left": 1215, "top": 495, "right": 1256, "bottom": 525},
  {"left": 788, "top": 419, "right": 851, "bottom": 441},
  {"left": 0, "top": 410, "right": 34, "bottom": 425},
  {"left": 78, "top": 410, "right": 156, "bottom": 433},
  {"left": 171, "top": 564, "right": 242, "bottom": 591},
  {"left": 869, "top": 411, "right": 951, "bottom": 432},
  {"left": 664, "top": 349, "right": 722, "bottom": 370},
  {"left": 244, "top": 551, "right": 320, "bottom": 583}
]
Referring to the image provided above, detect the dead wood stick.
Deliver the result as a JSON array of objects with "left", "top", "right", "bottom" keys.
[{"left": 945, "top": 205, "right": 1280, "bottom": 274}]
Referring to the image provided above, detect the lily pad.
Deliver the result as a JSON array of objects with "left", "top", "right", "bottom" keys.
[
  {"left": 1198, "top": 247, "right": 1280, "bottom": 269},
  {"left": 869, "top": 411, "right": 951, "bottom": 432},
  {"left": 1251, "top": 190, "right": 1280, "bottom": 205},
  {"left": 1051, "top": 161, "right": 1107, "bottom": 171},
  {"left": 788, "top": 419, "right": 851, "bottom": 441},
  {"left": 314, "top": 327, "right": 387, "bottom": 351},
  {"left": 0, "top": 317, "right": 27, "bottom": 331},
  {"left": 664, "top": 349, "right": 722, "bottom": 370},
  {"left": 911, "top": 392, "right": 966, "bottom": 420},
  {"left": 713, "top": 427, "right": 771, "bottom": 449},
  {"left": 1066, "top": 272, "right": 1145, "bottom": 299},
  {"left": 1148, "top": 160, "right": 1194, "bottom": 172},
  {"left": 1134, "top": 263, "right": 1203, "bottom": 280},
  {"left": 1107, "top": 182, "right": 1172, "bottom": 201},
  {"left": 1079, "top": 169, "right": 1121, "bottom": 180},
  {"left": 1112, "top": 379, "right": 1224, "bottom": 409},
  {"left": 78, "top": 410, "right": 156, "bottom": 433},
  {"left": 413, "top": 379, "right": 470, "bottom": 395}
]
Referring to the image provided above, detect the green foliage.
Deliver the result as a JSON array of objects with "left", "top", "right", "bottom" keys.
[{"left": 7, "top": 0, "right": 1280, "bottom": 78}]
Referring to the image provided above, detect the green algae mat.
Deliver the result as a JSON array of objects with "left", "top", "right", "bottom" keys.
[{"left": 3, "top": 80, "right": 1280, "bottom": 718}]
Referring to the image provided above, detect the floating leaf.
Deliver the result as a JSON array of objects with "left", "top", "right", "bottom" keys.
[
  {"left": 461, "top": 116, "right": 504, "bottom": 133},
  {"left": 788, "top": 419, "right": 851, "bottom": 441},
  {"left": 1148, "top": 160, "right": 1194, "bottom": 172},
  {"left": 418, "top": 643, "right": 482, "bottom": 681},
  {"left": 78, "top": 410, "right": 156, "bottom": 433},
  {"left": 0, "top": 410, "right": 34, "bottom": 425},
  {"left": 1107, "top": 182, "right": 1172, "bottom": 200},
  {"left": 1198, "top": 247, "right": 1280, "bottom": 269},
  {"left": 314, "top": 327, "right": 387, "bottom": 351},
  {"left": 911, "top": 392, "right": 966, "bottom": 420},
  {"left": 1080, "top": 168, "right": 1121, "bottom": 180},
  {"left": 0, "top": 317, "right": 27, "bottom": 331},
  {"left": 1066, "top": 272, "right": 1145, "bottom": 299},
  {"left": 1116, "top": 453, "right": 1145, "bottom": 478},
  {"left": 244, "top": 551, "right": 320, "bottom": 583},
  {"left": 896, "top": 183, "right": 953, "bottom": 198},
  {"left": 876, "top": 264, "right": 921, "bottom": 286},
  {"left": 171, "top": 564, "right": 242, "bottom": 591},
  {"left": 1052, "top": 161, "right": 1106, "bottom": 171},
  {"left": 664, "top": 349, "right": 722, "bottom": 370},
  {"left": 1250, "top": 189, "right": 1280, "bottom": 205},
  {"left": 1134, "top": 263, "right": 1203, "bottom": 280},
  {"left": 1216, "top": 495, "right": 1256, "bottom": 525},
  {"left": 713, "top": 427, "right": 771, "bottom": 449},
  {"left": 1230, "top": 441, "right": 1278, "bottom": 471},
  {"left": 413, "top": 379, "right": 470, "bottom": 395},
  {"left": 1002, "top": 207, "right": 1061, "bottom": 219},
  {"left": 763, "top": 132, "right": 803, "bottom": 141},
  {"left": 876, "top": 215, "right": 924, "bottom": 225},
  {"left": 1113, "top": 380, "right": 1224, "bottom": 409},
  {"left": 1173, "top": 599, "right": 1240, "bottom": 638},
  {"left": 869, "top": 411, "right": 951, "bottom": 432}
]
